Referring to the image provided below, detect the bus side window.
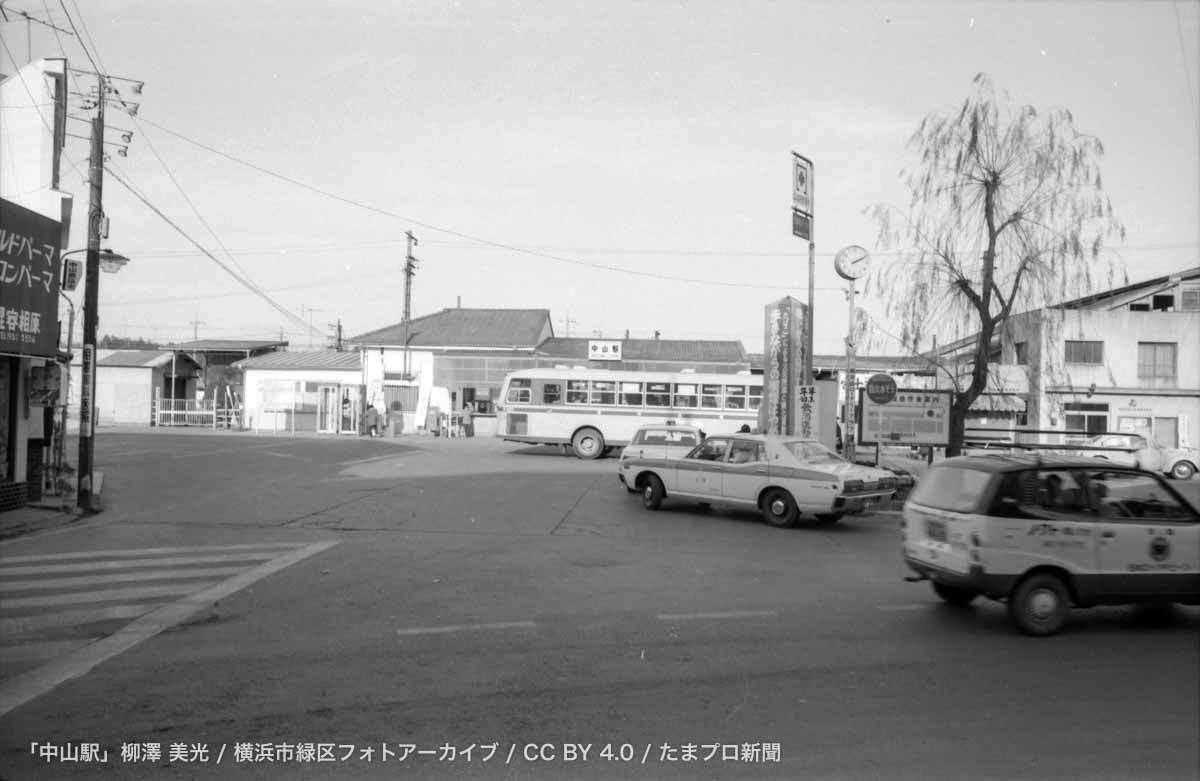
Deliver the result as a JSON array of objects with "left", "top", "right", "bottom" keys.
[
  {"left": 542, "top": 383, "right": 561, "bottom": 405},
  {"left": 724, "top": 385, "right": 746, "bottom": 409},
  {"left": 506, "top": 378, "right": 532, "bottom": 404},
  {"left": 700, "top": 384, "right": 722, "bottom": 408},
  {"left": 748, "top": 386, "right": 763, "bottom": 410},
  {"left": 566, "top": 380, "right": 589, "bottom": 404},
  {"left": 620, "top": 382, "right": 643, "bottom": 406}
]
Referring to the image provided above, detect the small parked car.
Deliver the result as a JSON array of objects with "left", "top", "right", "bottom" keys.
[
  {"left": 903, "top": 454, "right": 1200, "bottom": 636},
  {"left": 618, "top": 424, "right": 704, "bottom": 492},
  {"left": 621, "top": 433, "right": 896, "bottom": 527},
  {"left": 1076, "top": 433, "right": 1198, "bottom": 480}
]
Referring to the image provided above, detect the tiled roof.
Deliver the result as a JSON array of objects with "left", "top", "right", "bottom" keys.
[
  {"left": 167, "top": 339, "right": 289, "bottom": 353},
  {"left": 536, "top": 338, "right": 747, "bottom": 363},
  {"left": 233, "top": 351, "right": 362, "bottom": 371},
  {"left": 96, "top": 350, "right": 201, "bottom": 369},
  {"left": 348, "top": 308, "right": 552, "bottom": 348}
]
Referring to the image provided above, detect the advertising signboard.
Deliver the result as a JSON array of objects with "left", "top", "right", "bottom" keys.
[
  {"left": 0, "top": 198, "right": 63, "bottom": 357},
  {"left": 859, "top": 388, "right": 952, "bottom": 446},
  {"left": 79, "top": 345, "right": 94, "bottom": 436},
  {"left": 760, "top": 296, "right": 807, "bottom": 435}
]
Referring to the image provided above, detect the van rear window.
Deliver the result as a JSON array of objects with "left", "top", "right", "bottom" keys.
[{"left": 908, "top": 466, "right": 994, "bottom": 513}]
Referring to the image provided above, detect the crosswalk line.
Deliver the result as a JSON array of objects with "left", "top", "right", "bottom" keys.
[
  {"left": 0, "top": 542, "right": 307, "bottom": 564},
  {"left": 0, "top": 552, "right": 288, "bottom": 577},
  {"left": 0, "top": 638, "right": 101, "bottom": 665},
  {"left": 0, "top": 566, "right": 249, "bottom": 592},
  {"left": 2, "top": 582, "right": 225, "bottom": 610},
  {"left": 1, "top": 603, "right": 160, "bottom": 636}
]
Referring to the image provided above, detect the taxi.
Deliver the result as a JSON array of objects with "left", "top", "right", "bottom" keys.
[
  {"left": 621, "top": 434, "right": 897, "bottom": 527},
  {"left": 617, "top": 424, "right": 705, "bottom": 492},
  {"left": 903, "top": 455, "right": 1200, "bottom": 636}
]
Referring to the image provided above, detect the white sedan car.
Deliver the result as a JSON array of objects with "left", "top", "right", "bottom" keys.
[
  {"left": 620, "top": 433, "right": 897, "bottom": 527},
  {"left": 1078, "top": 433, "right": 1198, "bottom": 480},
  {"left": 617, "top": 424, "right": 704, "bottom": 492}
]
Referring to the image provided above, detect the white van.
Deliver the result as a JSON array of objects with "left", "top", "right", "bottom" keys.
[{"left": 903, "top": 455, "right": 1200, "bottom": 635}]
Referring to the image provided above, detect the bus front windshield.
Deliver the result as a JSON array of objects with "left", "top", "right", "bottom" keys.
[{"left": 783, "top": 440, "right": 844, "bottom": 464}]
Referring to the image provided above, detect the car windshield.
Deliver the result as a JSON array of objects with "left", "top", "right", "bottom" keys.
[
  {"left": 782, "top": 440, "right": 844, "bottom": 464},
  {"left": 908, "top": 466, "right": 994, "bottom": 513}
]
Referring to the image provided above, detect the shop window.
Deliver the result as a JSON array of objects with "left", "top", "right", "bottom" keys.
[
  {"left": 1064, "top": 401, "right": 1108, "bottom": 436},
  {"left": 1014, "top": 342, "right": 1028, "bottom": 365}
]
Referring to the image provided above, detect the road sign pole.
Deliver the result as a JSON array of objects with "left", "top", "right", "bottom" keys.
[{"left": 845, "top": 278, "right": 857, "bottom": 464}]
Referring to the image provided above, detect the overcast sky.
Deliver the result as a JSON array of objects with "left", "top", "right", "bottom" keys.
[{"left": 3, "top": 0, "right": 1197, "bottom": 355}]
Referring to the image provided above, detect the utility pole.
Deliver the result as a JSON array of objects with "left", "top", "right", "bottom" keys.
[
  {"left": 329, "top": 319, "right": 343, "bottom": 351},
  {"left": 76, "top": 79, "right": 105, "bottom": 513},
  {"left": 300, "top": 305, "right": 322, "bottom": 349},
  {"left": 403, "top": 231, "right": 418, "bottom": 378},
  {"left": 189, "top": 314, "right": 205, "bottom": 342},
  {"left": 561, "top": 310, "right": 577, "bottom": 337}
]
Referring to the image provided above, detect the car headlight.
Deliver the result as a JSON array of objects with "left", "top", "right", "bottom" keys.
[{"left": 878, "top": 478, "right": 895, "bottom": 490}]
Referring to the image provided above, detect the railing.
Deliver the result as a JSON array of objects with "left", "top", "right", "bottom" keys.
[{"left": 154, "top": 399, "right": 240, "bottom": 428}]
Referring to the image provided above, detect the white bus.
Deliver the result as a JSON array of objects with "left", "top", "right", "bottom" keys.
[{"left": 496, "top": 367, "right": 763, "bottom": 458}]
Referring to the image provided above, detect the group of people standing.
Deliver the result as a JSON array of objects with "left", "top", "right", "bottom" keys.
[{"left": 359, "top": 400, "right": 477, "bottom": 438}]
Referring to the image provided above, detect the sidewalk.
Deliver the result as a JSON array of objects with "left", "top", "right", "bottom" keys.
[{"left": 0, "top": 472, "right": 103, "bottom": 542}]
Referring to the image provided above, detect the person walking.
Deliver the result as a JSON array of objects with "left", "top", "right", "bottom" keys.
[
  {"left": 365, "top": 404, "right": 380, "bottom": 438},
  {"left": 462, "top": 401, "right": 475, "bottom": 438}
]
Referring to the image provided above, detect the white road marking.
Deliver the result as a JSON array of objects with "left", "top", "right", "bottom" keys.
[
  {"left": 656, "top": 610, "right": 778, "bottom": 621},
  {"left": 0, "top": 638, "right": 100, "bottom": 664},
  {"left": 0, "top": 566, "right": 250, "bottom": 592},
  {"left": 1, "top": 604, "right": 157, "bottom": 636},
  {"left": 263, "top": 451, "right": 307, "bottom": 461},
  {"left": 876, "top": 603, "right": 927, "bottom": 611},
  {"left": 0, "top": 540, "right": 338, "bottom": 718},
  {"left": 0, "top": 552, "right": 290, "bottom": 577},
  {"left": 395, "top": 621, "right": 537, "bottom": 636},
  {"left": 339, "top": 452, "right": 407, "bottom": 468},
  {"left": 2, "top": 582, "right": 224, "bottom": 609},
  {"left": 0, "top": 542, "right": 306, "bottom": 564}
]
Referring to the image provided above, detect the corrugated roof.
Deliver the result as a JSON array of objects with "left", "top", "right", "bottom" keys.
[
  {"left": 348, "top": 308, "right": 552, "bottom": 348},
  {"left": 167, "top": 339, "right": 289, "bottom": 353},
  {"left": 97, "top": 350, "right": 201, "bottom": 369},
  {"left": 537, "top": 338, "right": 747, "bottom": 362},
  {"left": 1055, "top": 266, "right": 1200, "bottom": 310},
  {"left": 234, "top": 351, "right": 362, "bottom": 371}
]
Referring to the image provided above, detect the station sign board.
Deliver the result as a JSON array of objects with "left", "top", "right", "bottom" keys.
[{"left": 858, "top": 388, "right": 952, "bottom": 446}]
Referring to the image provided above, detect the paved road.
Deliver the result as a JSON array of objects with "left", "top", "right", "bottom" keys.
[{"left": 0, "top": 431, "right": 1196, "bottom": 779}]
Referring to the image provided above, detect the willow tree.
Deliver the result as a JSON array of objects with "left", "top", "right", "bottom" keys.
[{"left": 866, "top": 74, "right": 1125, "bottom": 456}]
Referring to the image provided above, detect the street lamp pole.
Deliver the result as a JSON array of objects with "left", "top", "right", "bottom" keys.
[{"left": 76, "top": 92, "right": 105, "bottom": 512}]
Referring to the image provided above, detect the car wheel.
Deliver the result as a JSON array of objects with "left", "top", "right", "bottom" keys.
[
  {"left": 1170, "top": 460, "right": 1196, "bottom": 480},
  {"left": 1008, "top": 573, "right": 1070, "bottom": 636},
  {"left": 933, "top": 581, "right": 977, "bottom": 607},
  {"left": 571, "top": 428, "right": 605, "bottom": 460},
  {"left": 760, "top": 489, "right": 799, "bottom": 528},
  {"left": 641, "top": 475, "right": 665, "bottom": 510},
  {"left": 815, "top": 512, "right": 844, "bottom": 524}
]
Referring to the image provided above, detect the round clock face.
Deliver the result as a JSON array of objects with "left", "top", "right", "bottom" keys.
[{"left": 834, "top": 245, "right": 871, "bottom": 280}]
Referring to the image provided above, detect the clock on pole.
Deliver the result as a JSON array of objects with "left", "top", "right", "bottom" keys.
[{"left": 834, "top": 245, "right": 871, "bottom": 280}]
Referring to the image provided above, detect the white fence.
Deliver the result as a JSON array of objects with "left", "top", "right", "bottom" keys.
[{"left": 154, "top": 398, "right": 240, "bottom": 428}]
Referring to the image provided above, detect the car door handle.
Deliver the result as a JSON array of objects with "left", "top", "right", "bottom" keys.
[{"left": 1101, "top": 530, "right": 1115, "bottom": 538}]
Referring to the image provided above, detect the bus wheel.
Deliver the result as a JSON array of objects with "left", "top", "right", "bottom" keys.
[{"left": 571, "top": 428, "right": 605, "bottom": 460}]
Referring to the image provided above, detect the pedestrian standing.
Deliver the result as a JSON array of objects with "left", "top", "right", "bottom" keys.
[
  {"left": 462, "top": 401, "right": 474, "bottom": 437},
  {"left": 365, "top": 404, "right": 379, "bottom": 438}
]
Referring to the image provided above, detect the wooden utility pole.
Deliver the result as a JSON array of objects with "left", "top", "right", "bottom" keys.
[
  {"left": 403, "top": 231, "right": 418, "bottom": 378},
  {"left": 76, "top": 78, "right": 105, "bottom": 512}
]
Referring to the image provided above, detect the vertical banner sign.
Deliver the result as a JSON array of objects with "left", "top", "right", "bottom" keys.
[
  {"left": 761, "top": 296, "right": 807, "bottom": 435},
  {"left": 80, "top": 345, "right": 95, "bottom": 437},
  {"left": 791, "top": 152, "right": 813, "bottom": 240},
  {"left": 796, "top": 384, "right": 816, "bottom": 438}
]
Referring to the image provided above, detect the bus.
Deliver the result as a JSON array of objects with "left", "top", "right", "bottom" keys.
[{"left": 496, "top": 367, "right": 763, "bottom": 458}]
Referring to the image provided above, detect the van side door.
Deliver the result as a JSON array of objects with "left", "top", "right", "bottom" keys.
[{"left": 1087, "top": 469, "right": 1200, "bottom": 598}]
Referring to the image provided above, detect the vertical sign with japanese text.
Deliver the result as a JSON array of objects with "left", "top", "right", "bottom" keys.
[
  {"left": 796, "top": 384, "right": 815, "bottom": 438},
  {"left": 791, "top": 152, "right": 813, "bottom": 240},
  {"left": 0, "top": 198, "right": 63, "bottom": 357},
  {"left": 80, "top": 345, "right": 94, "bottom": 437}
]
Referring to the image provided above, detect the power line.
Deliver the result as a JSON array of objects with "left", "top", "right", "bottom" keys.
[{"left": 104, "top": 165, "right": 319, "bottom": 338}]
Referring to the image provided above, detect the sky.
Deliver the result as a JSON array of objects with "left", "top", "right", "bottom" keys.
[{"left": 2, "top": 0, "right": 1198, "bottom": 356}]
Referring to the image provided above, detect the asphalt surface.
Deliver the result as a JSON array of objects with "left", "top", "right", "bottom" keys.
[{"left": 0, "top": 430, "right": 1197, "bottom": 780}]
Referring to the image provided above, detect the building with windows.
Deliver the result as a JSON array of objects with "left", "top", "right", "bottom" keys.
[{"left": 993, "top": 267, "right": 1200, "bottom": 447}]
